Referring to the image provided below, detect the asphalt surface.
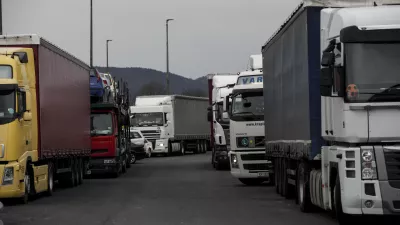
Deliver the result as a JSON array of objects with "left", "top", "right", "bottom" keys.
[{"left": 0, "top": 152, "right": 337, "bottom": 225}]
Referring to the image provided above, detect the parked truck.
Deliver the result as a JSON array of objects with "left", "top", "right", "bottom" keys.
[
  {"left": 90, "top": 78, "right": 131, "bottom": 177},
  {"left": 226, "top": 55, "right": 272, "bottom": 185},
  {"left": 130, "top": 95, "right": 210, "bottom": 156},
  {"left": 262, "top": 0, "right": 400, "bottom": 223},
  {"left": 207, "top": 73, "right": 237, "bottom": 170},
  {"left": 0, "top": 34, "right": 91, "bottom": 203}
]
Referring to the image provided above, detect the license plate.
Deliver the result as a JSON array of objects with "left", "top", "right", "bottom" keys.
[{"left": 258, "top": 172, "right": 269, "bottom": 177}]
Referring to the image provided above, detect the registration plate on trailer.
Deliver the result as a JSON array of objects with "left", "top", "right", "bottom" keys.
[{"left": 258, "top": 172, "right": 269, "bottom": 177}]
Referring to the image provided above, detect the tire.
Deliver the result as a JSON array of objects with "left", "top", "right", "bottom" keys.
[
  {"left": 275, "top": 158, "right": 280, "bottom": 194},
  {"left": 126, "top": 153, "right": 132, "bottom": 168},
  {"left": 334, "top": 176, "right": 353, "bottom": 225},
  {"left": 113, "top": 162, "right": 121, "bottom": 178},
  {"left": 20, "top": 165, "right": 33, "bottom": 204},
  {"left": 46, "top": 162, "right": 55, "bottom": 196},
  {"left": 122, "top": 160, "right": 127, "bottom": 174},
  {"left": 131, "top": 154, "right": 137, "bottom": 164},
  {"left": 297, "top": 161, "right": 313, "bottom": 212},
  {"left": 239, "top": 178, "right": 264, "bottom": 186},
  {"left": 180, "top": 142, "right": 186, "bottom": 156},
  {"left": 282, "top": 159, "right": 288, "bottom": 197},
  {"left": 202, "top": 140, "right": 207, "bottom": 154},
  {"left": 73, "top": 159, "right": 79, "bottom": 187},
  {"left": 168, "top": 141, "right": 172, "bottom": 156},
  {"left": 78, "top": 159, "right": 83, "bottom": 185}
]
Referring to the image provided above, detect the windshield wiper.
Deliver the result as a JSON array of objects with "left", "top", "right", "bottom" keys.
[{"left": 367, "top": 84, "right": 400, "bottom": 102}]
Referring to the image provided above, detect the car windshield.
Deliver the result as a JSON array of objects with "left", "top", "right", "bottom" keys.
[
  {"left": 232, "top": 91, "right": 264, "bottom": 117},
  {"left": 345, "top": 43, "right": 400, "bottom": 102},
  {"left": 90, "top": 113, "right": 113, "bottom": 135},
  {"left": 131, "top": 131, "right": 142, "bottom": 139},
  {"left": 132, "top": 112, "right": 164, "bottom": 126},
  {"left": 0, "top": 88, "right": 16, "bottom": 119},
  {"left": 0, "top": 66, "right": 12, "bottom": 79}
]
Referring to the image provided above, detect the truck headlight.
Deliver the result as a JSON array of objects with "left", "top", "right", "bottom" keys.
[
  {"left": 231, "top": 154, "right": 239, "bottom": 168},
  {"left": 2, "top": 167, "right": 14, "bottom": 185},
  {"left": 361, "top": 149, "right": 377, "bottom": 180},
  {"left": 159, "top": 143, "right": 164, "bottom": 147}
]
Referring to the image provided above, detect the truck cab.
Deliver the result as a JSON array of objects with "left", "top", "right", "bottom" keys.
[
  {"left": 207, "top": 74, "right": 237, "bottom": 170},
  {"left": 227, "top": 55, "right": 272, "bottom": 185},
  {"left": 90, "top": 103, "right": 130, "bottom": 177}
]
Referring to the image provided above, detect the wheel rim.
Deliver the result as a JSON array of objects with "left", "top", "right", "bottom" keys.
[
  {"left": 131, "top": 154, "right": 136, "bottom": 163},
  {"left": 298, "top": 165, "right": 304, "bottom": 205}
]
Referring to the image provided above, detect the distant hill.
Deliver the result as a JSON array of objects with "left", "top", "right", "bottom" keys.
[{"left": 96, "top": 67, "right": 208, "bottom": 101}]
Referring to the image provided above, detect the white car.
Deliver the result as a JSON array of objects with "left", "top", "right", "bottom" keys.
[
  {"left": 144, "top": 139, "right": 153, "bottom": 158},
  {"left": 130, "top": 129, "right": 146, "bottom": 163}
]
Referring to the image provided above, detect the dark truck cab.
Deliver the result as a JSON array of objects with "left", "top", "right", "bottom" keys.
[{"left": 90, "top": 102, "right": 131, "bottom": 177}]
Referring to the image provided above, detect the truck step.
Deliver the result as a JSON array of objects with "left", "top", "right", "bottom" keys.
[
  {"left": 56, "top": 168, "right": 72, "bottom": 174},
  {"left": 287, "top": 169, "right": 296, "bottom": 176},
  {"left": 287, "top": 178, "right": 296, "bottom": 186}
]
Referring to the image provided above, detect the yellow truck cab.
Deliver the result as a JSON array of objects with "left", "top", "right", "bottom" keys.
[{"left": 0, "top": 34, "right": 91, "bottom": 203}]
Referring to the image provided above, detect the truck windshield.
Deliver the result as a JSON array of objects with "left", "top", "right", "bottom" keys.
[
  {"left": 0, "top": 89, "right": 16, "bottom": 120},
  {"left": 231, "top": 91, "right": 264, "bottom": 121},
  {"left": 90, "top": 113, "right": 113, "bottom": 136},
  {"left": 345, "top": 43, "right": 400, "bottom": 102},
  {"left": 132, "top": 112, "right": 163, "bottom": 126}
]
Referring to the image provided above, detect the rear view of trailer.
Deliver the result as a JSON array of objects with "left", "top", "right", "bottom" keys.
[
  {"left": 173, "top": 95, "right": 210, "bottom": 141},
  {"left": 263, "top": 6, "right": 323, "bottom": 161}
]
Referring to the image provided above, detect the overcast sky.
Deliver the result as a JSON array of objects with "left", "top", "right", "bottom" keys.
[{"left": 3, "top": 0, "right": 301, "bottom": 79}]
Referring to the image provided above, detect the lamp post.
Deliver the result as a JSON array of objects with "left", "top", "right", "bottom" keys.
[
  {"left": 106, "top": 39, "right": 112, "bottom": 73},
  {"left": 90, "top": 0, "right": 93, "bottom": 67},
  {"left": 166, "top": 19, "right": 174, "bottom": 95}
]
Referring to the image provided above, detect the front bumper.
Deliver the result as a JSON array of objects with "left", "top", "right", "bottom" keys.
[
  {"left": 154, "top": 139, "right": 168, "bottom": 153},
  {"left": 0, "top": 162, "right": 24, "bottom": 198},
  {"left": 229, "top": 150, "right": 272, "bottom": 179},
  {"left": 89, "top": 157, "right": 119, "bottom": 174}
]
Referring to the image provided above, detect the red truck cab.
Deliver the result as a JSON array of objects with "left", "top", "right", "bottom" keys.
[{"left": 90, "top": 103, "right": 131, "bottom": 177}]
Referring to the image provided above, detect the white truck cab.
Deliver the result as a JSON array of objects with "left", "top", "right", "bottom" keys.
[{"left": 227, "top": 55, "right": 272, "bottom": 185}]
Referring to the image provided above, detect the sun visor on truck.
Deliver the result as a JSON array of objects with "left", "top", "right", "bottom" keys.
[{"left": 340, "top": 25, "right": 400, "bottom": 43}]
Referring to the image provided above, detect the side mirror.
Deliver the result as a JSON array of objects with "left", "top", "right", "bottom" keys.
[
  {"left": 321, "top": 52, "right": 335, "bottom": 67},
  {"left": 320, "top": 67, "right": 333, "bottom": 96},
  {"left": 222, "top": 112, "right": 229, "bottom": 120},
  {"left": 207, "top": 110, "right": 213, "bottom": 122},
  {"left": 23, "top": 112, "right": 32, "bottom": 121},
  {"left": 13, "top": 52, "right": 28, "bottom": 63},
  {"left": 223, "top": 96, "right": 230, "bottom": 112}
]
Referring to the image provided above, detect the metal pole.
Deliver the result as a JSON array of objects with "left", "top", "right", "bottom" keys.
[
  {"left": 166, "top": 19, "right": 174, "bottom": 95},
  {"left": 106, "top": 40, "right": 112, "bottom": 73},
  {"left": 0, "top": 0, "right": 3, "bottom": 35},
  {"left": 90, "top": 0, "right": 93, "bottom": 67}
]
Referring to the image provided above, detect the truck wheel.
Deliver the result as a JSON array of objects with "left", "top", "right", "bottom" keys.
[
  {"left": 20, "top": 166, "right": 33, "bottom": 204},
  {"left": 275, "top": 158, "right": 280, "bottom": 194},
  {"left": 297, "top": 161, "right": 312, "bottom": 212},
  {"left": 168, "top": 141, "right": 172, "bottom": 156},
  {"left": 282, "top": 159, "right": 288, "bottom": 197},
  {"left": 73, "top": 159, "right": 79, "bottom": 187},
  {"left": 78, "top": 159, "right": 83, "bottom": 185},
  {"left": 180, "top": 142, "right": 186, "bottom": 156},
  {"left": 202, "top": 140, "right": 207, "bottom": 154},
  {"left": 122, "top": 160, "right": 127, "bottom": 174},
  {"left": 334, "top": 176, "right": 353, "bottom": 225},
  {"left": 46, "top": 162, "right": 55, "bottom": 196},
  {"left": 239, "top": 178, "right": 264, "bottom": 186},
  {"left": 126, "top": 153, "right": 132, "bottom": 168}
]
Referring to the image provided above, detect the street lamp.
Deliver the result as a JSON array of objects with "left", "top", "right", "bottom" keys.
[
  {"left": 166, "top": 18, "right": 174, "bottom": 95},
  {"left": 90, "top": 0, "right": 93, "bottom": 68},
  {"left": 106, "top": 39, "right": 112, "bottom": 73}
]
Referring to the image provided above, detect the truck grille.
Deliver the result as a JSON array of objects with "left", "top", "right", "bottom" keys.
[
  {"left": 140, "top": 130, "right": 161, "bottom": 141},
  {"left": 383, "top": 150, "right": 400, "bottom": 180},
  {"left": 241, "top": 154, "right": 267, "bottom": 161},
  {"left": 243, "top": 163, "right": 270, "bottom": 171}
]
